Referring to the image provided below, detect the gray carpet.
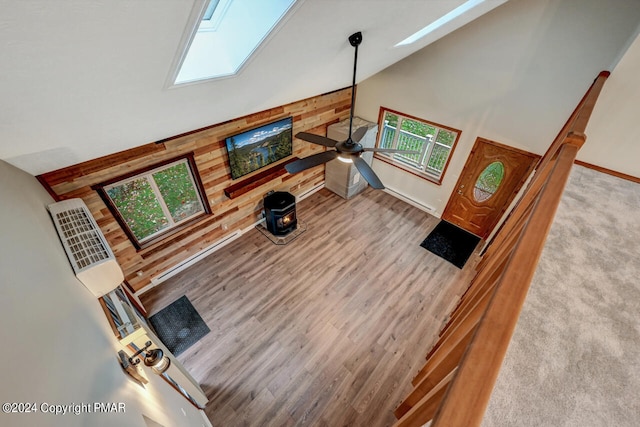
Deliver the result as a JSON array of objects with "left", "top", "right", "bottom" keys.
[{"left": 483, "top": 165, "right": 640, "bottom": 426}]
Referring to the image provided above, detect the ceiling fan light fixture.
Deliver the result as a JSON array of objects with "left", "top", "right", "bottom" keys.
[
  {"left": 337, "top": 154, "right": 353, "bottom": 164},
  {"left": 284, "top": 31, "right": 415, "bottom": 190}
]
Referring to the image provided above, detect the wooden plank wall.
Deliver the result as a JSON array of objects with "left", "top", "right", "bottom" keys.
[{"left": 38, "top": 88, "right": 353, "bottom": 293}]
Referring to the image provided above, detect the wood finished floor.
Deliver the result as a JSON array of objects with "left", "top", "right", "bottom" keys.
[{"left": 140, "top": 188, "right": 478, "bottom": 427}]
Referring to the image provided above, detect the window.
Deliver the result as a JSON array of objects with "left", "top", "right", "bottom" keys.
[
  {"left": 395, "top": 0, "right": 494, "bottom": 47},
  {"left": 202, "top": 0, "right": 220, "bottom": 21},
  {"left": 375, "top": 107, "right": 460, "bottom": 184},
  {"left": 474, "top": 161, "right": 505, "bottom": 202},
  {"left": 96, "top": 155, "right": 210, "bottom": 249},
  {"left": 174, "top": 0, "right": 297, "bottom": 84}
]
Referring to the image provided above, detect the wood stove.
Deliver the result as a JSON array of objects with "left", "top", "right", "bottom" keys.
[{"left": 263, "top": 191, "right": 297, "bottom": 236}]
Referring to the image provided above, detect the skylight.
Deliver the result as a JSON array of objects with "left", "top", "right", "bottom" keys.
[
  {"left": 395, "top": 0, "right": 485, "bottom": 46},
  {"left": 202, "top": 0, "right": 218, "bottom": 21},
  {"left": 174, "top": 0, "right": 296, "bottom": 84}
]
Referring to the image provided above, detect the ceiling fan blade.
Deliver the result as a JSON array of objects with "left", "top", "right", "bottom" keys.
[
  {"left": 295, "top": 132, "right": 338, "bottom": 148},
  {"left": 363, "top": 147, "right": 421, "bottom": 154},
  {"left": 352, "top": 126, "right": 368, "bottom": 142},
  {"left": 285, "top": 151, "right": 338, "bottom": 174},
  {"left": 353, "top": 156, "right": 384, "bottom": 189}
]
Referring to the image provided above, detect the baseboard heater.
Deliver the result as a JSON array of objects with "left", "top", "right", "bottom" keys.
[
  {"left": 146, "top": 184, "right": 324, "bottom": 293},
  {"left": 149, "top": 230, "right": 242, "bottom": 288},
  {"left": 297, "top": 182, "right": 324, "bottom": 201},
  {"left": 383, "top": 187, "right": 436, "bottom": 214}
]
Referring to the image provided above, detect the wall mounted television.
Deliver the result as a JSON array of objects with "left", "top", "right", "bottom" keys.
[{"left": 225, "top": 116, "right": 293, "bottom": 180}]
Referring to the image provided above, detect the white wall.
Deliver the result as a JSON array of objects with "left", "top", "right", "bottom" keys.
[
  {"left": 582, "top": 31, "right": 640, "bottom": 177},
  {"left": 0, "top": 160, "right": 209, "bottom": 427},
  {"left": 355, "top": 0, "right": 640, "bottom": 215}
]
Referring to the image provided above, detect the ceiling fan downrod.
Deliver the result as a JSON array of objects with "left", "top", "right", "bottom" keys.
[
  {"left": 346, "top": 31, "right": 362, "bottom": 146},
  {"left": 285, "top": 30, "right": 419, "bottom": 190}
]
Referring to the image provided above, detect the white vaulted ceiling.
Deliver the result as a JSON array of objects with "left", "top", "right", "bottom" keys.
[
  {"left": 1, "top": 0, "right": 639, "bottom": 178},
  {"left": 0, "top": 0, "right": 507, "bottom": 174}
]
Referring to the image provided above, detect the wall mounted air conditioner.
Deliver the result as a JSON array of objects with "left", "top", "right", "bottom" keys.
[{"left": 48, "top": 198, "right": 124, "bottom": 297}]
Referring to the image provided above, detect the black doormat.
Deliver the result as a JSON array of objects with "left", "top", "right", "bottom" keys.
[
  {"left": 420, "top": 221, "right": 481, "bottom": 269},
  {"left": 148, "top": 296, "right": 210, "bottom": 356}
]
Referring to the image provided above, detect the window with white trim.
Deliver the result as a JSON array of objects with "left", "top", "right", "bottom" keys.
[
  {"left": 375, "top": 107, "right": 461, "bottom": 184},
  {"left": 96, "top": 155, "right": 209, "bottom": 249}
]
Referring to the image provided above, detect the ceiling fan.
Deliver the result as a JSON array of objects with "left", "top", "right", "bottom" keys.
[{"left": 285, "top": 31, "right": 418, "bottom": 189}]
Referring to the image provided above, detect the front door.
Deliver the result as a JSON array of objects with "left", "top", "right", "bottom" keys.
[{"left": 442, "top": 138, "right": 538, "bottom": 238}]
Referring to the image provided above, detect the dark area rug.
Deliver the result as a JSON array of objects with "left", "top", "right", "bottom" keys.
[
  {"left": 148, "top": 295, "right": 210, "bottom": 356},
  {"left": 420, "top": 220, "right": 481, "bottom": 269}
]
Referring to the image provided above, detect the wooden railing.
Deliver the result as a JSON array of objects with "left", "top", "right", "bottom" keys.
[{"left": 393, "top": 71, "right": 610, "bottom": 427}]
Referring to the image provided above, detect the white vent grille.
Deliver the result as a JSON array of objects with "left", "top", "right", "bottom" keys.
[
  {"left": 48, "top": 198, "right": 124, "bottom": 297},
  {"left": 54, "top": 207, "right": 111, "bottom": 269}
]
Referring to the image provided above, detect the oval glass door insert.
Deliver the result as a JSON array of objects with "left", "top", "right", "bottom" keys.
[{"left": 474, "top": 161, "right": 505, "bottom": 202}]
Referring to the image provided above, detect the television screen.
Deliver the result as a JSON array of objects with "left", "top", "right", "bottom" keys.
[{"left": 225, "top": 117, "right": 293, "bottom": 180}]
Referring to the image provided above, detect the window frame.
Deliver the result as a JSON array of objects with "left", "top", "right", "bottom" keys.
[
  {"left": 94, "top": 154, "right": 211, "bottom": 250},
  {"left": 374, "top": 107, "right": 461, "bottom": 185},
  {"left": 172, "top": 0, "right": 297, "bottom": 84}
]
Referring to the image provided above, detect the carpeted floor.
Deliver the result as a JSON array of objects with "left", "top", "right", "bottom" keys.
[{"left": 483, "top": 165, "right": 640, "bottom": 426}]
